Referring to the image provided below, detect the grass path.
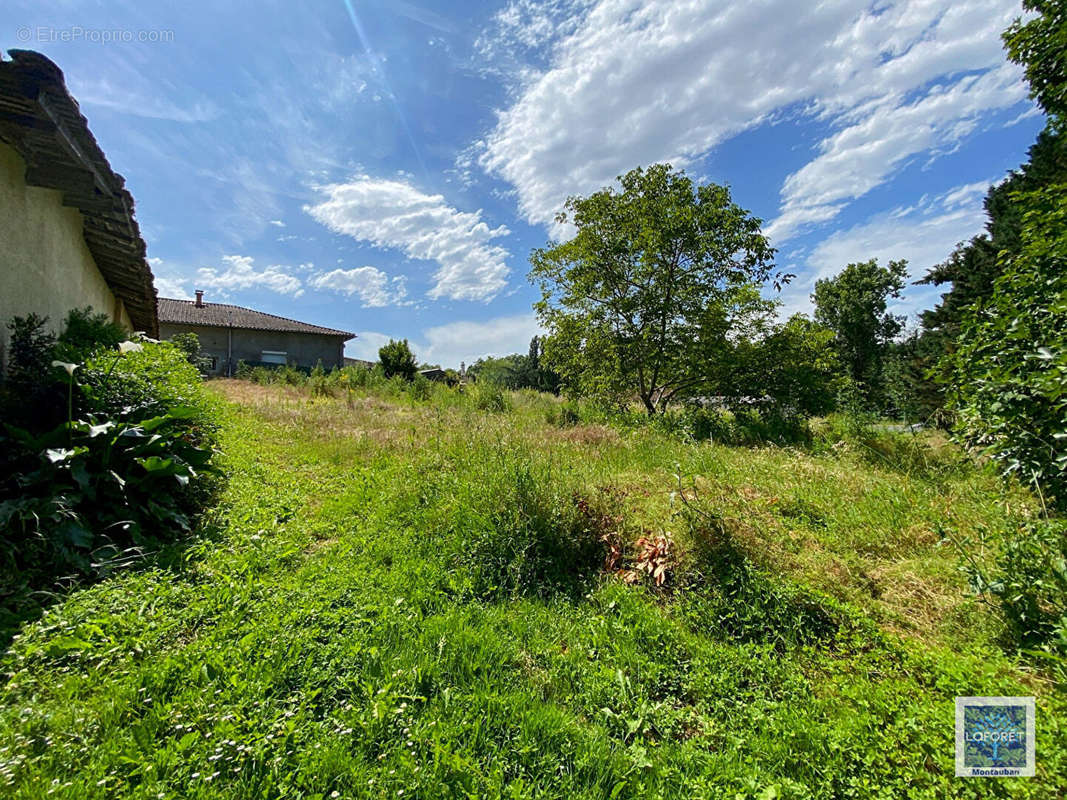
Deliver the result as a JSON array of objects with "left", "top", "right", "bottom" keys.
[{"left": 1, "top": 382, "right": 1063, "bottom": 798}]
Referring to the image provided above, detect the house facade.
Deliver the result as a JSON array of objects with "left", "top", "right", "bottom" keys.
[
  {"left": 0, "top": 50, "right": 158, "bottom": 370},
  {"left": 158, "top": 293, "right": 354, "bottom": 375}
]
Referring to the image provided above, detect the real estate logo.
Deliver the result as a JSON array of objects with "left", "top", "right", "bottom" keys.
[{"left": 955, "top": 696, "right": 1035, "bottom": 777}]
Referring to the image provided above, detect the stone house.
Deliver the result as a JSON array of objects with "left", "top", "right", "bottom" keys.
[
  {"left": 158, "top": 292, "right": 354, "bottom": 376},
  {"left": 0, "top": 50, "right": 158, "bottom": 371}
]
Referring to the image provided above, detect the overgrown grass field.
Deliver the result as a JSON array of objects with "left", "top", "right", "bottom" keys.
[{"left": 2, "top": 380, "right": 1063, "bottom": 798}]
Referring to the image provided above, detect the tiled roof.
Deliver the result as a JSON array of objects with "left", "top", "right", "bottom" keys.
[
  {"left": 0, "top": 50, "right": 158, "bottom": 336},
  {"left": 157, "top": 298, "right": 354, "bottom": 339}
]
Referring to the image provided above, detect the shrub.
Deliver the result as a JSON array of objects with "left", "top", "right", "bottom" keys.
[
  {"left": 54, "top": 307, "right": 125, "bottom": 363},
  {"left": 948, "top": 183, "right": 1067, "bottom": 508},
  {"left": 465, "top": 456, "right": 605, "bottom": 598},
  {"left": 0, "top": 406, "right": 216, "bottom": 582},
  {"left": 472, "top": 382, "right": 509, "bottom": 413},
  {"left": 407, "top": 373, "right": 432, "bottom": 401},
  {"left": 0, "top": 334, "right": 218, "bottom": 592},
  {"left": 379, "top": 338, "right": 417, "bottom": 380},
  {"left": 2, "top": 314, "right": 61, "bottom": 428},
  {"left": 964, "top": 517, "right": 1067, "bottom": 659},
  {"left": 79, "top": 341, "right": 215, "bottom": 426},
  {"left": 308, "top": 361, "right": 334, "bottom": 398}
]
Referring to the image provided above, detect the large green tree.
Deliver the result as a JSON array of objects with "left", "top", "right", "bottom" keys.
[
  {"left": 948, "top": 2, "right": 1067, "bottom": 507},
  {"left": 529, "top": 164, "right": 781, "bottom": 414},
  {"left": 378, "top": 338, "right": 417, "bottom": 381},
  {"left": 812, "top": 259, "right": 908, "bottom": 405}
]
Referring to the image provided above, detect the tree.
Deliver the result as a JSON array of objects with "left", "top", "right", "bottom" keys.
[
  {"left": 378, "top": 338, "right": 417, "bottom": 380},
  {"left": 946, "top": 2, "right": 1067, "bottom": 507},
  {"left": 530, "top": 164, "right": 781, "bottom": 415},
  {"left": 812, "top": 259, "right": 907, "bottom": 406},
  {"left": 950, "top": 183, "right": 1067, "bottom": 508},
  {"left": 733, "top": 315, "right": 842, "bottom": 416},
  {"left": 1004, "top": 1, "right": 1067, "bottom": 123},
  {"left": 910, "top": 129, "right": 1067, "bottom": 417}
]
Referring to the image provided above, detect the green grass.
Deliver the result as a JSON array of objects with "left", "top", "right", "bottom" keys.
[{"left": 1, "top": 380, "right": 1063, "bottom": 798}]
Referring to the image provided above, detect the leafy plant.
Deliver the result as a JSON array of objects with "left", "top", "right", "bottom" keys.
[
  {"left": 530, "top": 163, "right": 784, "bottom": 414},
  {"left": 379, "top": 338, "right": 417, "bottom": 381},
  {"left": 962, "top": 517, "right": 1067, "bottom": 658}
]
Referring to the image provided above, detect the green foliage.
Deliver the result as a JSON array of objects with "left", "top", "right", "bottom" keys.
[
  {"left": 79, "top": 341, "right": 215, "bottom": 423},
  {"left": 962, "top": 518, "right": 1067, "bottom": 662},
  {"left": 733, "top": 314, "right": 842, "bottom": 416},
  {"left": 0, "top": 406, "right": 216, "bottom": 581},
  {"left": 813, "top": 258, "right": 907, "bottom": 408},
  {"left": 0, "top": 335, "right": 218, "bottom": 602},
  {"left": 465, "top": 456, "right": 606, "bottom": 598},
  {"left": 530, "top": 163, "right": 782, "bottom": 414},
  {"left": 1004, "top": 1, "right": 1067, "bottom": 123},
  {"left": 54, "top": 307, "right": 126, "bottom": 363},
  {"left": 379, "top": 338, "right": 417, "bottom": 381},
  {"left": 2, "top": 314, "right": 60, "bottom": 427},
  {"left": 169, "top": 331, "right": 215, "bottom": 374},
  {"left": 949, "top": 183, "right": 1067, "bottom": 508},
  {"left": 471, "top": 381, "right": 509, "bottom": 413},
  {"left": 468, "top": 338, "right": 561, "bottom": 393},
  {"left": 1, "top": 379, "right": 1063, "bottom": 798}
]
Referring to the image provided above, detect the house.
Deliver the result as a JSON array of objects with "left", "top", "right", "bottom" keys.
[
  {"left": 158, "top": 292, "right": 354, "bottom": 375},
  {"left": 419, "top": 367, "right": 448, "bottom": 382},
  {"left": 344, "top": 357, "right": 375, "bottom": 369},
  {"left": 0, "top": 50, "right": 158, "bottom": 370}
]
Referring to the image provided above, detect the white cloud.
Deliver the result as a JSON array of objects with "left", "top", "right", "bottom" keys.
[
  {"left": 778, "top": 178, "right": 992, "bottom": 320},
  {"left": 269, "top": 219, "right": 286, "bottom": 227},
  {"left": 305, "top": 176, "right": 511, "bottom": 301},
  {"left": 767, "top": 63, "right": 1026, "bottom": 242},
  {"left": 195, "top": 255, "right": 304, "bottom": 298},
  {"left": 420, "top": 313, "right": 542, "bottom": 367},
  {"left": 343, "top": 314, "right": 542, "bottom": 368},
  {"left": 71, "top": 77, "right": 219, "bottom": 123},
  {"left": 345, "top": 331, "right": 395, "bottom": 362},
  {"left": 309, "top": 267, "right": 410, "bottom": 307},
  {"left": 152, "top": 275, "right": 190, "bottom": 299},
  {"left": 476, "top": 0, "right": 1028, "bottom": 237}
]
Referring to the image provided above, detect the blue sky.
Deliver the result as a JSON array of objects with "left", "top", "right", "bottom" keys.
[{"left": 7, "top": 0, "right": 1044, "bottom": 367}]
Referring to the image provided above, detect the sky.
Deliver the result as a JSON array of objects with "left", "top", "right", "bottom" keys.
[{"left": 6, "top": 0, "right": 1045, "bottom": 367}]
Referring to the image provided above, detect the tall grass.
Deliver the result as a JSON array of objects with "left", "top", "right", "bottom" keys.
[{"left": 0, "top": 378, "right": 1063, "bottom": 797}]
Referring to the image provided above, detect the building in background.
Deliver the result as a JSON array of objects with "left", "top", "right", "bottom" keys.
[
  {"left": 158, "top": 292, "right": 354, "bottom": 375},
  {"left": 0, "top": 50, "right": 158, "bottom": 370}
]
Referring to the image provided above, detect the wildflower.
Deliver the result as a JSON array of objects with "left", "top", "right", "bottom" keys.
[
  {"left": 118, "top": 340, "right": 144, "bottom": 354},
  {"left": 51, "top": 360, "right": 78, "bottom": 376}
]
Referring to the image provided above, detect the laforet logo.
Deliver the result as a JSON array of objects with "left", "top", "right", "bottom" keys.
[{"left": 955, "top": 697, "right": 1035, "bottom": 778}]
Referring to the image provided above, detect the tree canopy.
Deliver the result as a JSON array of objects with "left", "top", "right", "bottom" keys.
[
  {"left": 378, "top": 338, "right": 417, "bottom": 381},
  {"left": 530, "top": 164, "right": 783, "bottom": 414},
  {"left": 812, "top": 259, "right": 907, "bottom": 405}
]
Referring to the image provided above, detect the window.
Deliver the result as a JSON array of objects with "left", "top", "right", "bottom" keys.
[{"left": 261, "top": 350, "right": 287, "bottom": 365}]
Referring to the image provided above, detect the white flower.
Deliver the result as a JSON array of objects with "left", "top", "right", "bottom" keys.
[
  {"left": 51, "top": 360, "right": 78, "bottom": 375},
  {"left": 118, "top": 341, "right": 144, "bottom": 354}
]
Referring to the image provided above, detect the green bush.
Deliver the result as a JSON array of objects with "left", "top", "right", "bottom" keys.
[
  {"left": 464, "top": 456, "right": 605, "bottom": 598},
  {"left": 0, "top": 405, "right": 216, "bottom": 582},
  {"left": 79, "top": 341, "right": 215, "bottom": 426},
  {"left": 0, "top": 331, "right": 219, "bottom": 594},
  {"left": 949, "top": 183, "right": 1067, "bottom": 508},
  {"left": 472, "top": 381, "right": 509, "bottom": 413},
  {"left": 54, "top": 307, "right": 125, "bottom": 364},
  {"left": 966, "top": 517, "right": 1067, "bottom": 659},
  {"left": 405, "top": 373, "right": 431, "bottom": 401},
  {"left": 379, "top": 338, "right": 417, "bottom": 380},
  {"left": 2, "top": 314, "right": 61, "bottom": 428}
]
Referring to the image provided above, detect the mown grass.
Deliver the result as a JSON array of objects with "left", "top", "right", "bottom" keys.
[{"left": 1, "top": 380, "right": 1063, "bottom": 798}]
